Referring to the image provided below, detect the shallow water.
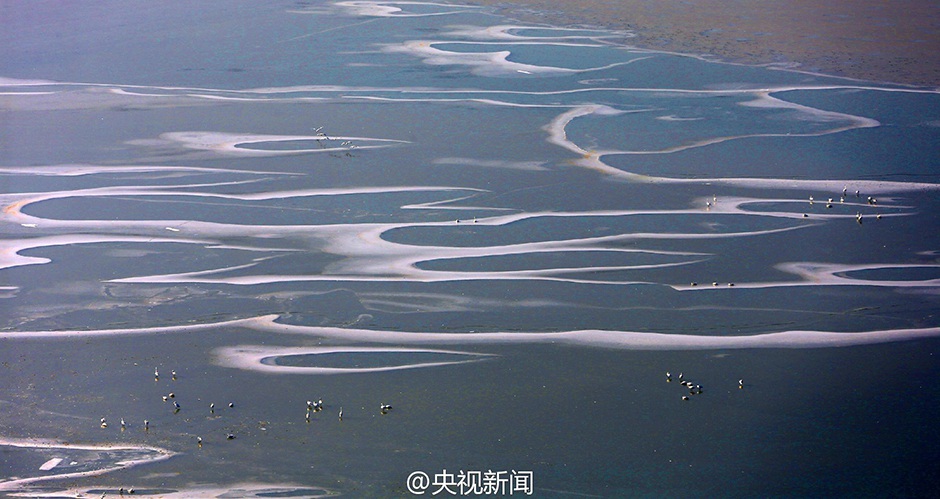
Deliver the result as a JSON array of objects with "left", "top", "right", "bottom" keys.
[{"left": 2, "top": 1, "right": 939, "bottom": 497}]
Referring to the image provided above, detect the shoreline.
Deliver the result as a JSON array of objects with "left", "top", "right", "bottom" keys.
[{"left": 463, "top": 0, "right": 940, "bottom": 88}]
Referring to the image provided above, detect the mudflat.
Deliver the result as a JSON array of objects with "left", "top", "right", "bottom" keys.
[{"left": 465, "top": 0, "right": 940, "bottom": 87}]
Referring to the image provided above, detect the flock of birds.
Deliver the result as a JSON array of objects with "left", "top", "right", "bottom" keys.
[
  {"left": 667, "top": 371, "right": 745, "bottom": 401},
  {"left": 693, "top": 186, "right": 887, "bottom": 287},
  {"left": 706, "top": 186, "right": 883, "bottom": 222},
  {"left": 94, "top": 368, "right": 394, "bottom": 448}
]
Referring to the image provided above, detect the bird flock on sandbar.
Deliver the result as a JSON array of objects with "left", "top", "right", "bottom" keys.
[{"left": 692, "top": 186, "right": 889, "bottom": 287}]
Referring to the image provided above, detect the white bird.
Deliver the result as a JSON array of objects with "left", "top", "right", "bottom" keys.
[
  {"left": 144, "top": 420, "right": 149, "bottom": 430},
  {"left": 339, "top": 407, "right": 343, "bottom": 421}
]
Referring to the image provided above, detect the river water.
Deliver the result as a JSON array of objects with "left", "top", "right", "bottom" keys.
[{"left": 2, "top": 1, "right": 939, "bottom": 497}]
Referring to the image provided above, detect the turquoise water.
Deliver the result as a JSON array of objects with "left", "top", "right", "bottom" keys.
[{"left": 2, "top": 1, "right": 939, "bottom": 497}]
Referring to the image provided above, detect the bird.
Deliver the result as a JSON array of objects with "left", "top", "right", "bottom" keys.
[
  {"left": 380, "top": 404, "right": 392, "bottom": 414},
  {"left": 171, "top": 371, "right": 177, "bottom": 380},
  {"left": 168, "top": 392, "right": 175, "bottom": 399},
  {"left": 121, "top": 418, "right": 126, "bottom": 428},
  {"left": 738, "top": 379, "right": 744, "bottom": 389},
  {"left": 227, "top": 433, "right": 236, "bottom": 440},
  {"left": 339, "top": 407, "right": 344, "bottom": 421},
  {"left": 197, "top": 437, "right": 202, "bottom": 447},
  {"left": 210, "top": 403, "right": 215, "bottom": 413},
  {"left": 154, "top": 368, "right": 159, "bottom": 379},
  {"left": 144, "top": 420, "right": 149, "bottom": 430},
  {"left": 681, "top": 396, "right": 689, "bottom": 401},
  {"left": 228, "top": 402, "right": 235, "bottom": 408},
  {"left": 666, "top": 371, "right": 672, "bottom": 382}
]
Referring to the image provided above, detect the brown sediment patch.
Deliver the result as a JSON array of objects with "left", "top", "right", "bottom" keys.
[
  {"left": 3, "top": 200, "right": 27, "bottom": 216},
  {"left": 463, "top": 0, "right": 940, "bottom": 87}
]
